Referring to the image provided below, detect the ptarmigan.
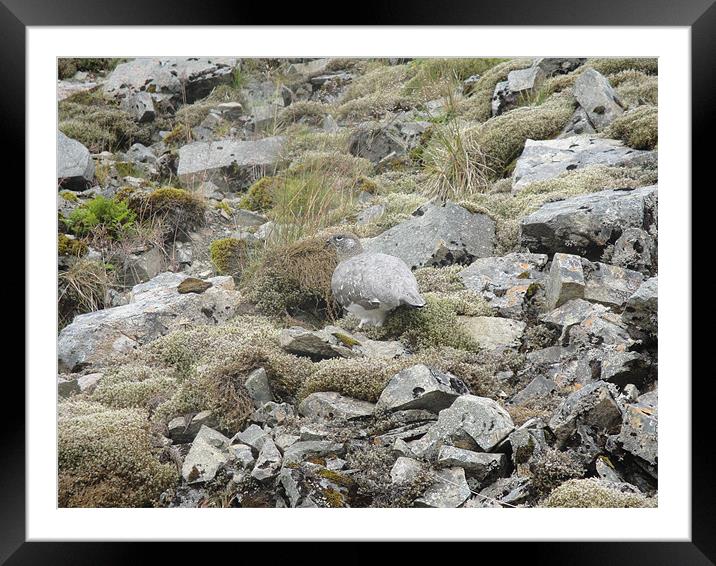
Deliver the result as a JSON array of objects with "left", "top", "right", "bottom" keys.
[{"left": 327, "top": 233, "right": 425, "bottom": 327}]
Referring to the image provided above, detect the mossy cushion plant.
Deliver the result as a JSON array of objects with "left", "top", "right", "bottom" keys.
[
  {"left": 58, "top": 233, "right": 88, "bottom": 257},
  {"left": 210, "top": 238, "right": 249, "bottom": 277},
  {"left": 239, "top": 177, "right": 276, "bottom": 212}
]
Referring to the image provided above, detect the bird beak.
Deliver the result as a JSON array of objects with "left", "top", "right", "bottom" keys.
[{"left": 324, "top": 239, "right": 331, "bottom": 248}]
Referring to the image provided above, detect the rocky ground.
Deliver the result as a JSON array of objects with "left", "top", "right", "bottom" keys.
[{"left": 56, "top": 57, "right": 658, "bottom": 508}]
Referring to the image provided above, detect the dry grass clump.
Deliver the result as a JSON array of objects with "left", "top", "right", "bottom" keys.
[
  {"left": 58, "top": 58, "right": 123, "bottom": 79},
  {"left": 58, "top": 400, "right": 177, "bottom": 507},
  {"left": 530, "top": 448, "right": 586, "bottom": 495},
  {"left": 588, "top": 58, "right": 658, "bottom": 76},
  {"left": 423, "top": 93, "right": 574, "bottom": 199},
  {"left": 403, "top": 58, "right": 508, "bottom": 99},
  {"left": 282, "top": 124, "right": 350, "bottom": 160},
  {"left": 122, "top": 187, "right": 206, "bottom": 236},
  {"left": 609, "top": 70, "right": 658, "bottom": 109},
  {"left": 59, "top": 91, "right": 151, "bottom": 153},
  {"left": 277, "top": 100, "right": 330, "bottom": 127},
  {"left": 454, "top": 58, "right": 533, "bottom": 122},
  {"left": 543, "top": 478, "right": 655, "bottom": 508},
  {"left": 58, "top": 259, "right": 114, "bottom": 328},
  {"left": 604, "top": 105, "right": 658, "bottom": 150},
  {"left": 242, "top": 235, "right": 340, "bottom": 320},
  {"left": 174, "top": 83, "right": 246, "bottom": 129}
]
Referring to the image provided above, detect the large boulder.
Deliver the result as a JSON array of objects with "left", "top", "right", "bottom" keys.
[
  {"left": 298, "top": 392, "right": 375, "bottom": 421},
  {"left": 511, "top": 135, "right": 655, "bottom": 192},
  {"left": 617, "top": 392, "right": 657, "bottom": 467},
  {"left": 622, "top": 277, "right": 658, "bottom": 340},
  {"left": 573, "top": 68, "right": 624, "bottom": 131},
  {"left": 177, "top": 136, "right": 284, "bottom": 191},
  {"left": 519, "top": 185, "right": 658, "bottom": 260},
  {"left": 458, "top": 316, "right": 526, "bottom": 350},
  {"left": 348, "top": 120, "right": 429, "bottom": 164},
  {"left": 364, "top": 201, "right": 496, "bottom": 269},
  {"left": 57, "top": 273, "right": 239, "bottom": 372},
  {"left": 549, "top": 382, "right": 622, "bottom": 446},
  {"left": 103, "top": 57, "right": 237, "bottom": 103},
  {"left": 57, "top": 131, "right": 94, "bottom": 190}
]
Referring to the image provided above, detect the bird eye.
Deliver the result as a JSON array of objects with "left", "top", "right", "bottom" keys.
[{"left": 335, "top": 236, "right": 343, "bottom": 241}]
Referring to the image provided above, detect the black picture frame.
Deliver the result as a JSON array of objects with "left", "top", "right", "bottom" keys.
[{"left": 8, "top": 1, "right": 710, "bottom": 563}]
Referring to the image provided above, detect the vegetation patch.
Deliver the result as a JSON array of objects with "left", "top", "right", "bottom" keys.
[
  {"left": 63, "top": 195, "right": 136, "bottom": 239},
  {"left": 210, "top": 238, "right": 249, "bottom": 276},
  {"left": 58, "top": 258, "right": 114, "bottom": 328},
  {"left": 544, "top": 478, "right": 655, "bottom": 508},
  {"left": 604, "top": 105, "right": 658, "bottom": 149}
]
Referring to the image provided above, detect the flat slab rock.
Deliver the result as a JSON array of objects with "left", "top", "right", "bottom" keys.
[
  {"left": 414, "top": 467, "right": 471, "bottom": 508},
  {"left": 364, "top": 201, "right": 496, "bottom": 269},
  {"left": 458, "top": 316, "right": 526, "bottom": 350},
  {"left": 177, "top": 136, "right": 284, "bottom": 191},
  {"left": 279, "top": 326, "right": 406, "bottom": 360},
  {"left": 512, "top": 135, "right": 655, "bottom": 192},
  {"left": 519, "top": 185, "right": 657, "bottom": 260},
  {"left": 298, "top": 392, "right": 375, "bottom": 421},
  {"left": 57, "top": 272, "right": 238, "bottom": 372},
  {"left": 103, "top": 57, "right": 237, "bottom": 103}
]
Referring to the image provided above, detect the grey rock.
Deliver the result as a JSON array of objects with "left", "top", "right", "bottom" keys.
[
  {"left": 231, "top": 443, "right": 256, "bottom": 469},
  {"left": 251, "top": 438, "right": 282, "bottom": 481},
  {"left": 512, "top": 135, "right": 655, "bottom": 192},
  {"left": 509, "top": 425, "right": 548, "bottom": 470},
  {"left": 279, "top": 326, "right": 405, "bottom": 360},
  {"left": 574, "top": 68, "right": 624, "bottom": 131},
  {"left": 507, "top": 65, "right": 546, "bottom": 94},
  {"left": 57, "top": 375, "right": 80, "bottom": 398},
  {"left": 234, "top": 424, "right": 270, "bottom": 452},
  {"left": 458, "top": 316, "right": 526, "bottom": 350},
  {"left": 125, "top": 143, "right": 157, "bottom": 164},
  {"left": 278, "top": 461, "right": 352, "bottom": 508},
  {"left": 390, "top": 456, "right": 423, "bottom": 484},
  {"left": 617, "top": 400, "right": 657, "bottom": 466},
  {"left": 282, "top": 440, "right": 346, "bottom": 465},
  {"left": 181, "top": 426, "right": 232, "bottom": 484},
  {"left": 57, "top": 131, "right": 94, "bottom": 190},
  {"left": 511, "top": 375, "right": 557, "bottom": 406},
  {"left": 177, "top": 136, "right": 284, "bottom": 191},
  {"left": 274, "top": 434, "right": 300, "bottom": 451},
  {"left": 549, "top": 382, "right": 622, "bottom": 446},
  {"left": 357, "top": 204, "right": 386, "bottom": 225},
  {"left": 491, "top": 80, "right": 514, "bottom": 117},
  {"left": 103, "top": 57, "right": 237, "bottom": 103},
  {"left": 595, "top": 456, "right": 624, "bottom": 483},
  {"left": 611, "top": 227, "right": 658, "bottom": 275},
  {"left": 477, "top": 476, "right": 531, "bottom": 506},
  {"left": 58, "top": 272, "right": 239, "bottom": 372},
  {"left": 437, "top": 446, "right": 507, "bottom": 483},
  {"left": 77, "top": 372, "right": 103, "bottom": 394},
  {"left": 560, "top": 107, "right": 597, "bottom": 137},
  {"left": 583, "top": 262, "right": 644, "bottom": 308},
  {"left": 545, "top": 253, "right": 585, "bottom": 310},
  {"left": 519, "top": 185, "right": 658, "bottom": 259},
  {"left": 376, "top": 364, "right": 468, "bottom": 413},
  {"left": 287, "top": 58, "right": 331, "bottom": 78},
  {"left": 121, "top": 246, "right": 165, "bottom": 286},
  {"left": 411, "top": 395, "right": 515, "bottom": 458},
  {"left": 459, "top": 253, "right": 548, "bottom": 317},
  {"left": 541, "top": 298, "right": 608, "bottom": 335},
  {"left": 233, "top": 209, "right": 268, "bottom": 227},
  {"left": 120, "top": 92, "right": 155, "bottom": 123},
  {"left": 299, "top": 424, "right": 332, "bottom": 441},
  {"left": 167, "top": 410, "right": 218, "bottom": 444},
  {"left": 415, "top": 467, "right": 471, "bottom": 508},
  {"left": 244, "top": 368, "right": 273, "bottom": 408},
  {"left": 298, "top": 392, "right": 375, "bottom": 421},
  {"left": 535, "top": 58, "right": 586, "bottom": 76},
  {"left": 213, "top": 101, "right": 244, "bottom": 120},
  {"left": 622, "top": 277, "right": 658, "bottom": 339},
  {"left": 364, "top": 201, "right": 496, "bottom": 269},
  {"left": 348, "top": 122, "right": 408, "bottom": 164}
]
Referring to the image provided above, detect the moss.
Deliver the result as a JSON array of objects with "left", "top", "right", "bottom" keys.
[
  {"left": 58, "top": 233, "right": 88, "bottom": 257},
  {"left": 127, "top": 187, "right": 206, "bottom": 234},
  {"left": 60, "top": 190, "right": 79, "bottom": 202},
  {"left": 544, "top": 478, "right": 655, "bottom": 508},
  {"left": 379, "top": 296, "right": 480, "bottom": 352},
  {"left": 58, "top": 400, "right": 177, "bottom": 507},
  {"left": 322, "top": 487, "right": 347, "bottom": 508},
  {"left": 177, "top": 277, "right": 213, "bottom": 294},
  {"left": 163, "top": 123, "right": 192, "bottom": 147},
  {"left": 239, "top": 177, "right": 276, "bottom": 212},
  {"left": 243, "top": 235, "right": 340, "bottom": 320},
  {"left": 215, "top": 201, "right": 232, "bottom": 215},
  {"left": 115, "top": 161, "right": 139, "bottom": 178},
  {"left": 317, "top": 468, "right": 356, "bottom": 488},
  {"left": 332, "top": 332, "right": 362, "bottom": 347},
  {"left": 210, "top": 238, "right": 249, "bottom": 276},
  {"left": 604, "top": 105, "right": 658, "bottom": 150},
  {"left": 90, "top": 365, "right": 178, "bottom": 410}
]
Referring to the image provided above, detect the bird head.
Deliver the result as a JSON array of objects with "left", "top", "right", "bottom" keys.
[{"left": 326, "top": 233, "right": 363, "bottom": 260}]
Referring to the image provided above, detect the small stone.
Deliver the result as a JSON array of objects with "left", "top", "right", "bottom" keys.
[
  {"left": 511, "top": 375, "right": 557, "bottom": 406},
  {"left": 77, "top": 372, "right": 103, "bottom": 394},
  {"left": 574, "top": 68, "right": 624, "bottom": 131},
  {"left": 120, "top": 91, "right": 155, "bottom": 123},
  {"left": 545, "top": 253, "right": 585, "bottom": 310},
  {"left": 282, "top": 440, "right": 346, "bottom": 465},
  {"left": 244, "top": 368, "right": 273, "bottom": 407},
  {"left": 458, "top": 316, "right": 526, "bottom": 350},
  {"left": 251, "top": 438, "right": 282, "bottom": 482},
  {"left": 583, "top": 262, "right": 643, "bottom": 309},
  {"left": 437, "top": 446, "right": 507, "bottom": 483},
  {"left": 390, "top": 456, "right": 423, "bottom": 485},
  {"left": 233, "top": 424, "right": 270, "bottom": 452},
  {"left": 177, "top": 277, "right": 212, "bottom": 294},
  {"left": 181, "top": 426, "right": 232, "bottom": 484},
  {"left": 232, "top": 444, "right": 256, "bottom": 469},
  {"left": 250, "top": 402, "right": 294, "bottom": 427}
]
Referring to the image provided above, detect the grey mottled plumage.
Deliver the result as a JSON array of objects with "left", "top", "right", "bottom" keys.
[{"left": 327, "top": 233, "right": 425, "bottom": 327}]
